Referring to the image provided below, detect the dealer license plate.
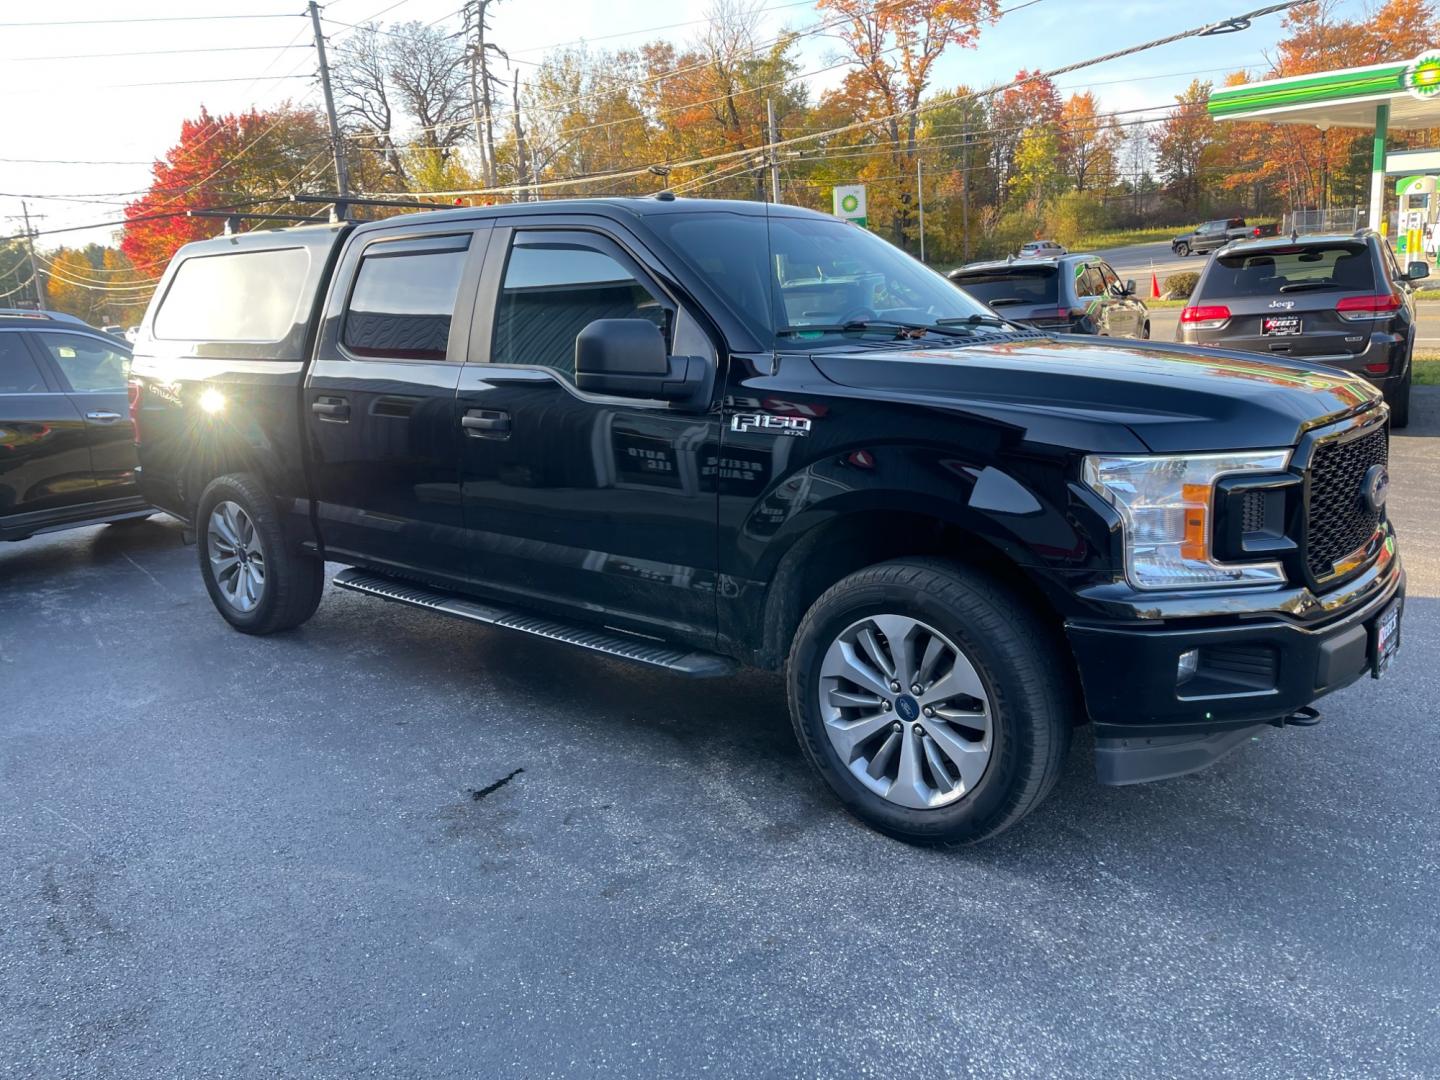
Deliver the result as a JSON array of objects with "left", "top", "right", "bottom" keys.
[
  {"left": 1372, "top": 598, "right": 1402, "bottom": 678},
  {"left": 1263, "top": 315, "right": 1302, "bottom": 335}
]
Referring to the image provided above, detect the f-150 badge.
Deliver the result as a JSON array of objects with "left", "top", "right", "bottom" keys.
[{"left": 731, "top": 413, "right": 812, "bottom": 436}]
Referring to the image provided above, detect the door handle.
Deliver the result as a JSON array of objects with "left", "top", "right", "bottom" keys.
[
  {"left": 312, "top": 397, "right": 350, "bottom": 421},
  {"left": 85, "top": 411, "right": 123, "bottom": 423},
  {"left": 461, "top": 409, "right": 510, "bottom": 438}
]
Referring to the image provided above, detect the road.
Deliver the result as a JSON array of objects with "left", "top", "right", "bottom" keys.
[
  {"left": 2, "top": 394, "right": 1437, "bottom": 1079},
  {"left": 1088, "top": 239, "right": 1193, "bottom": 287}
]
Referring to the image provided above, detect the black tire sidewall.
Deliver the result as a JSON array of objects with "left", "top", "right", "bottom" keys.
[
  {"left": 196, "top": 477, "right": 287, "bottom": 633},
  {"left": 788, "top": 566, "right": 1055, "bottom": 844}
]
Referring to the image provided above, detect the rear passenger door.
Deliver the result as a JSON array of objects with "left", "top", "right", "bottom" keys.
[
  {"left": 31, "top": 331, "right": 137, "bottom": 505},
  {"left": 0, "top": 330, "right": 95, "bottom": 536},
  {"left": 454, "top": 222, "right": 722, "bottom": 644},
  {"left": 304, "top": 219, "right": 491, "bottom": 574}
]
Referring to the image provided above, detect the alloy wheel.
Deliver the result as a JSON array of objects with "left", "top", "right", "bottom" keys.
[
  {"left": 818, "top": 614, "right": 993, "bottom": 810},
  {"left": 207, "top": 500, "right": 267, "bottom": 613}
]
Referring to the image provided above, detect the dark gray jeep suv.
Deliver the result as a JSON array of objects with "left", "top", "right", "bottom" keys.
[{"left": 1177, "top": 230, "right": 1425, "bottom": 427}]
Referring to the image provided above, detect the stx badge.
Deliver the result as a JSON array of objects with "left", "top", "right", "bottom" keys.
[{"left": 731, "top": 413, "right": 813, "bottom": 436}]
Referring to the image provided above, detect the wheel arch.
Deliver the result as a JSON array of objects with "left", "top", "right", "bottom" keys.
[{"left": 748, "top": 497, "right": 1077, "bottom": 682}]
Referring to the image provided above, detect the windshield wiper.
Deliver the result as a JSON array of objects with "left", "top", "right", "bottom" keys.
[
  {"left": 776, "top": 319, "right": 975, "bottom": 339},
  {"left": 936, "top": 314, "right": 1018, "bottom": 329}
]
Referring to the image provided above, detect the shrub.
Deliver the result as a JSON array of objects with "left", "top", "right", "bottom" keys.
[
  {"left": 1164, "top": 271, "right": 1200, "bottom": 299},
  {"left": 1044, "top": 191, "right": 1109, "bottom": 249}
]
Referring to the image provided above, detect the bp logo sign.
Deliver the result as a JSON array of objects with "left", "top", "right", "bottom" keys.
[
  {"left": 832, "top": 184, "right": 867, "bottom": 226},
  {"left": 1404, "top": 54, "right": 1440, "bottom": 99}
]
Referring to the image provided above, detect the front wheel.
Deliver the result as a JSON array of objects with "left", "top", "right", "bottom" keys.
[
  {"left": 1176, "top": 243, "right": 1189, "bottom": 257},
  {"left": 197, "top": 474, "right": 324, "bottom": 634},
  {"left": 786, "top": 558, "right": 1072, "bottom": 845}
]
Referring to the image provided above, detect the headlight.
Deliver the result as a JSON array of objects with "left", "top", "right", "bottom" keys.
[{"left": 1083, "top": 450, "right": 1292, "bottom": 590}]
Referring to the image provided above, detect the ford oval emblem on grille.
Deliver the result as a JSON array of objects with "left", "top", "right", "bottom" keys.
[{"left": 1362, "top": 463, "right": 1389, "bottom": 513}]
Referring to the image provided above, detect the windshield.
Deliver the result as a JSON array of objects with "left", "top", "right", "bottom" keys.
[
  {"left": 949, "top": 267, "right": 1059, "bottom": 307},
  {"left": 1203, "top": 243, "right": 1373, "bottom": 297},
  {"left": 648, "top": 210, "right": 993, "bottom": 349}
]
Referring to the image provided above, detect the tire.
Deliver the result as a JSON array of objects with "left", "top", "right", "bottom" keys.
[
  {"left": 1141, "top": 321, "right": 1151, "bottom": 340},
  {"left": 1387, "top": 365, "right": 1412, "bottom": 430},
  {"left": 196, "top": 473, "right": 324, "bottom": 635},
  {"left": 786, "top": 558, "right": 1072, "bottom": 846},
  {"left": 1176, "top": 243, "right": 1190, "bottom": 257}
]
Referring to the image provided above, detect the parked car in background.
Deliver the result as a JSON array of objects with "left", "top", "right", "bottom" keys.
[
  {"left": 1016, "top": 239, "right": 1065, "bottom": 259},
  {"left": 948, "top": 254, "right": 1150, "bottom": 338},
  {"left": 1171, "top": 218, "right": 1277, "bottom": 257},
  {"left": 0, "top": 317, "right": 148, "bottom": 541},
  {"left": 1177, "top": 230, "right": 1424, "bottom": 427}
]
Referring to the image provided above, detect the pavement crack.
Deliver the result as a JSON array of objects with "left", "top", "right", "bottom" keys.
[{"left": 469, "top": 768, "right": 523, "bottom": 802}]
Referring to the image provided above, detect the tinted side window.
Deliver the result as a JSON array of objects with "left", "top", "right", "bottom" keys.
[
  {"left": 1076, "top": 266, "right": 1104, "bottom": 297},
  {"left": 343, "top": 238, "right": 469, "bottom": 361},
  {"left": 153, "top": 248, "right": 309, "bottom": 341},
  {"left": 37, "top": 333, "right": 129, "bottom": 392},
  {"left": 0, "top": 334, "right": 46, "bottom": 393},
  {"left": 1098, "top": 264, "right": 1120, "bottom": 292},
  {"left": 492, "top": 235, "right": 667, "bottom": 379}
]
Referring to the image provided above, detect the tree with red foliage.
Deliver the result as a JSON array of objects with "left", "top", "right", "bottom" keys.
[{"left": 121, "top": 105, "right": 331, "bottom": 268}]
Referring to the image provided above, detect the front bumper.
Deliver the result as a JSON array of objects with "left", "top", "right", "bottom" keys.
[{"left": 1065, "top": 536, "right": 1404, "bottom": 784}]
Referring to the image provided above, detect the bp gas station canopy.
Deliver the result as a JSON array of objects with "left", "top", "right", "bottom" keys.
[{"left": 1207, "top": 53, "right": 1440, "bottom": 227}]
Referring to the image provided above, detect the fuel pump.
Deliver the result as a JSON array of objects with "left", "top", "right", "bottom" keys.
[{"left": 1395, "top": 175, "right": 1436, "bottom": 258}]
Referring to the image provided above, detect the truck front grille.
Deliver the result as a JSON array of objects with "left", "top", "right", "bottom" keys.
[{"left": 1304, "top": 422, "right": 1387, "bottom": 583}]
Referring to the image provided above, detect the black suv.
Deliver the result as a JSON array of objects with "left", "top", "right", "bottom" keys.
[
  {"left": 1178, "top": 231, "right": 1425, "bottom": 427},
  {"left": 1, "top": 315, "right": 148, "bottom": 541},
  {"left": 129, "top": 198, "right": 1403, "bottom": 845},
  {"left": 948, "top": 254, "right": 1149, "bottom": 338}
]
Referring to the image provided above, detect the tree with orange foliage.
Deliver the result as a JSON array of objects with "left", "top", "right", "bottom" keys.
[
  {"left": 817, "top": 0, "right": 999, "bottom": 247},
  {"left": 1151, "top": 80, "right": 1219, "bottom": 212},
  {"left": 121, "top": 105, "right": 331, "bottom": 269}
]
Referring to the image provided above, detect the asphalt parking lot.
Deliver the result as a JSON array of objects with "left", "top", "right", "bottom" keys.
[{"left": 3, "top": 393, "right": 1438, "bottom": 1079}]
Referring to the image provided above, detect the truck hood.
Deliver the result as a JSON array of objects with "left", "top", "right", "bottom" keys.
[{"left": 809, "top": 336, "right": 1381, "bottom": 452}]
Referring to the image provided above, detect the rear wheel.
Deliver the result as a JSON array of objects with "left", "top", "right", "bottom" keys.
[
  {"left": 1141, "top": 321, "right": 1151, "bottom": 340},
  {"left": 1387, "top": 365, "right": 1412, "bottom": 429},
  {"left": 786, "top": 558, "right": 1072, "bottom": 845},
  {"left": 197, "top": 474, "right": 324, "bottom": 635}
]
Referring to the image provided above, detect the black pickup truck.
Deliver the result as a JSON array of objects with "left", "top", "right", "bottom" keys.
[
  {"left": 1172, "top": 218, "right": 1279, "bottom": 257},
  {"left": 129, "top": 198, "right": 1404, "bottom": 844}
]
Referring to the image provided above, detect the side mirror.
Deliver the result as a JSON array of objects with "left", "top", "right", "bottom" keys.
[
  {"left": 575, "top": 318, "right": 706, "bottom": 403},
  {"left": 1124, "top": 279, "right": 1136, "bottom": 296},
  {"left": 1405, "top": 261, "right": 1429, "bottom": 282}
]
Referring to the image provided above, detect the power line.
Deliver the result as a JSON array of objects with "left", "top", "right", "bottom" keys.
[
  {"left": 5, "top": 44, "right": 310, "bottom": 63},
  {"left": 0, "top": 13, "right": 305, "bottom": 27}
]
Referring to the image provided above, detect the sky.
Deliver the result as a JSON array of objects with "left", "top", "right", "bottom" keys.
[{"left": 0, "top": 0, "right": 1379, "bottom": 252}]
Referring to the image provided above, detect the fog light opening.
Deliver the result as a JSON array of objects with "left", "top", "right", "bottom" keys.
[{"left": 1177, "top": 648, "right": 1200, "bottom": 686}]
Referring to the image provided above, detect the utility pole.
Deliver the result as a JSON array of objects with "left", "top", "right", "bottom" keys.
[
  {"left": 766, "top": 98, "right": 781, "bottom": 204},
  {"left": 20, "top": 200, "right": 45, "bottom": 311},
  {"left": 960, "top": 121, "right": 970, "bottom": 264},
  {"left": 512, "top": 69, "right": 531, "bottom": 202},
  {"left": 916, "top": 155, "right": 926, "bottom": 264},
  {"left": 308, "top": 1, "right": 351, "bottom": 213}
]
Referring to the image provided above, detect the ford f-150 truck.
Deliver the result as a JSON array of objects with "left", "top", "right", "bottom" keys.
[{"left": 129, "top": 198, "right": 1404, "bottom": 845}]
